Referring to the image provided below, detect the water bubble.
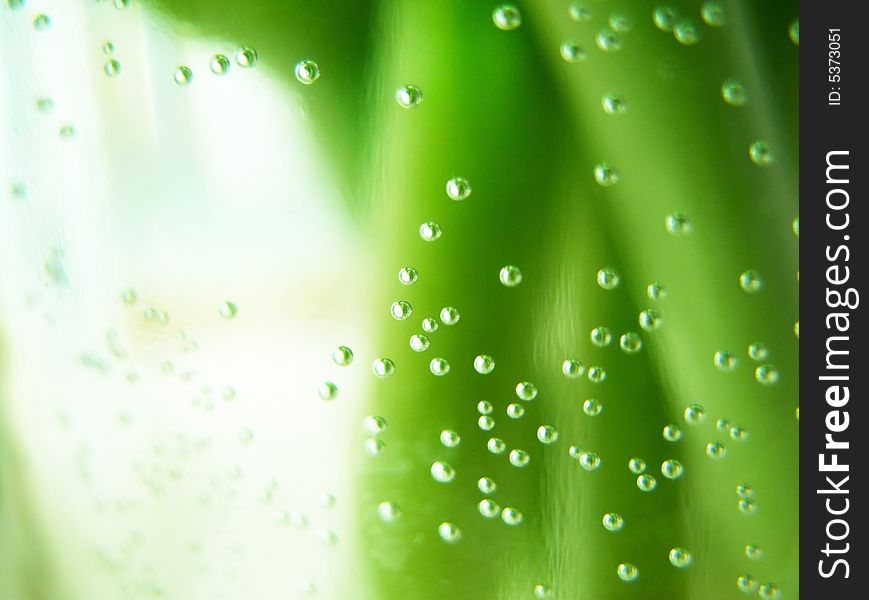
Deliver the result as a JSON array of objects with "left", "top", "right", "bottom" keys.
[
  {"left": 372, "top": 357, "right": 396, "bottom": 378},
  {"left": 477, "top": 400, "right": 494, "bottom": 415},
  {"left": 789, "top": 19, "right": 799, "bottom": 46},
  {"left": 661, "top": 459, "right": 684, "bottom": 479},
  {"left": 579, "top": 450, "right": 601, "bottom": 471},
  {"left": 714, "top": 351, "right": 737, "bottom": 371},
  {"left": 363, "top": 416, "right": 387, "bottom": 435},
  {"left": 721, "top": 79, "right": 747, "bottom": 106},
  {"left": 294, "top": 60, "right": 320, "bottom": 85},
  {"left": 730, "top": 425, "right": 748, "bottom": 442},
  {"left": 103, "top": 59, "right": 121, "bottom": 77},
  {"left": 568, "top": 446, "right": 581, "bottom": 460},
  {"left": 492, "top": 4, "right": 522, "bottom": 30},
  {"left": 478, "top": 499, "right": 500, "bottom": 518},
  {"left": 749, "top": 141, "right": 774, "bottom": 165},
  {"left": 506, "top": 403, "right": 525, "bottom": 419},
  {"left": 440, "top": 429, "right": 461, "bottom": 447},
  {"left": 587, "top": 366, "right": 606, "bottom": 383},
  {"left": 755, "top": 365, "right": 779, "bottom": 385},
  {"left": 378, "top": 501, "right": 402, "bottom": 523},
  {"left": 446, "top": 177, "right": 472, "bottom": 201},
  {"left": 219, "top": 301, "right": 238, "bottom": 319},
  {"left": 596, "top": 30, "right": 622, "bottom": 51},
  {"left": 501, "top": 506, "right": 524, "bottom": 525},
  {"left": 397, "top": 267, "right": 419, "bottom": 285},
  {"left": 236, "top": 46, "right": 257, "bottom": 68},
  {"left": 705, "top": 441, "right": 726, "bottom": 459},
  {"left": 716, "top": 417, "right": 731, "bottom": 431},
  {"left": 318, "top": 382, "right": 338, "bottom": 400},
  {"left": 422, "top": 318, "right": 439, "bottom": 333},
  {"left": 597, "top": 268, "right": 620, "bottom": 290},
  {"left": 668, "top": 547, "right": 693, "bottom": 568},
  {"left": 745, "top": 544, "right": 763, "bottom": 560},
  {"left": 437, "top": 522, "right": 461, "bottom": 543},
  {"left": 591, "top": 327, "right": 612, "bottom": 347},
  {"left": 537, "top": 425, "right": 559, "bottom": 444},
  {"left": 515, "top": 381, "right": 538, "bottom": 401},
  {"left": 439, "top": 306, "right": 460, "bottom": 325},
  {"left": 684, "top": 404, "right": 706, "bottom": 425},
  {"left": 174, "top": 66, "right": 193, "bottom": 86},
  {"left": 602, "top": 94, "right": 627, "bottom": 115},
  {"left": 748, "top": 342, "right": 769, "bottom": 360},
  {"left": 628, "top": 458, "right": 646, "bottom": 473},
  {"left": 602, "top": 512, "right": 624, "bottom": 531},
  {"left": 653, "top": 7, "right": 679, "bottom": 31},
  {"left": 533, "top": 584, "right": 553, "bottom": 600},
  {"left": 736, "top": 483, "right": 754, "bottom": 498},
  {"left": 410, "top": 333, "right": 430, "bottom": 352},
  {"left": 560, "top": 41, "right": 587, "bottom": 62},
  {"left": 617, "top": 563, "right": 639, "bottom": 582},
  {"left": 568, "top": 3, "right": 592, "bottom": 22},
  {"left": 210, "top": 54, "right": 231, "bottom": 75},
  {"left": 663, "top": 424, "right": 682, "bottom": 442},
  {"left": 639, "top": 309, "right": 662, "bottom": 331},
  {"left": 674, "top": 19, "right": 701, "bottom": 44},
  {"left": 637, "top": 473, "right": 657, "bottom": 491},
  {"left": 429, "top": 358, "right": 450, "bottom": 376},
  {"left": 594, "top": 162, "right": 619, "bottom": 186},
  {"left": 430, "top": 461, "right": 455, "bottom": 483},
  {"left": 509, "top": 449, "right": 530, "bottom": 468},
  {"left": 665, "top": 212, "right": 692, "bottom": 236},
  {"left": 619, "top": 332, "right": 643, "bottom": 354},
  {"left": 562, "top": 359, "right": 585, "bottom": 378},
  {"left": 478, "top": 416, "right": 496, "bottom": 431},
  {"left": 739, "top": 498, "right": 757, "bottom": 514},
  {"left": 33, "top": 14, "right": 50, "bottom": 31},
  {"left": 478, "top": 477, "right": 497, "bottom": 494},
  {"left": 474, "top": 354, "right": 495, "bottom": 374},
  {"left": 487, "top": 437, "right": 506, "bottom": 454},
  {"left": 364, "top": 437, "right": 385, "bottom": 455},
  {"left": 758, "top": 584, "right": 780, "bottom": 599},
  {"left": 499, "top": 265, "right": 523, "bottom": 287},
  {"left": 390, "top": 300, "right": 413, "bottom": 320},
  {"left": 582, "top": 398, "right": 603, "bottom": 416},
  {"left": 333, "top": 345, "right": 354, "bottom": 365},
  {"left": 737, "top": 575, "right": 758, "bottom": 593}
]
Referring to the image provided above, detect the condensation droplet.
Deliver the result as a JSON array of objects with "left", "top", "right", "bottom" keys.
[
  {"left": 446, "top": 176, "right": 472, "bottom": 200},
  {"left": 499, "top": 265, "right": 523, "bottom": 287},
  {"left": 474, "top": 354, "right": 495, "bottom": 374},
  {"left": 219, "top": 301, "right": 238, "bottom": 319},
  {"left": 629, "top": 458, "right": 646, "bottom": 473},
  {"left": 429, "top": 357, "right": 450, "bottom": 376},
  {"left": 639, "top": 308, "right": 662, "bottom": 331},
  {"left": 706, "top": 441, "right": 727, "bottom": 459},
  {"left": 755, "top": 364, "right": 780, "bottom": 385},
  {"left": 637, "top": 473, "right": 657, "bottom": 491},
  {"left": 721, "top": 79, "right": 747, "bottom": 106},
  {"left": 487, "top": 437, "right": 506, "bottom": 454},
  {"left": 174, "top": 66, "right": 193, "bottom": 86},
  {"left": 332, "top": 345, "right": 354, "bottom": 366},
  {"left": 506, "top": 403, "right": 525, "bottom": 419},
  {"left": 740, "top": 270, "right": 763, "bottom": 292},
  {"left": 597, "top": 267, "right": 620, "bottom": 289},
  {"left": 378, "top": 501, "right": 402, "bottom": 523},
  {"left": 422, "top": 318, "right": 439, "bottom": 333},
  {"left": 594, "top": 162, "right": 619, "bottom": 186},
  {"left": 363, "top": 415, "right": 387, "bottom": 435},
  {"left": 582, "top": 398, "right": 602, "bottom": 416},
  {"left": 372, "top": 357, "right": 396, "bottom": 378},
  {"left": 562, "top": 359, "right": 585, "bottom": 378},
  {"left": 560, "top": 41, "right": 587, "bottom": 62},
  {"left": 437, "top": 522, "right": 461, "bottom": 543},
  {"left": 536, "top": 425, "right": 559, "bottom": 444},
  {"left": 596, "top": 30, "right": 622, "bottom": 51},
  {"left": 515, "top": 381, "right": 538, "bottom": 401},
  {"left": 440, "top": 429, "right": 461, "bottom": 448},
  {"left": 501, "top": 506, "right": 524, "bottom": 525},
  {"left": 478, "top": 499, "right": 500, "bottom": 518},
  {"left": 439, "top": 306, "right": 460, "bottom": 325},
  {"left": 478, "top": 477, "right": 497, "bottom": 494},
  {"left": 390, "top": 300, "right": 413, "bottom": 320},
  {"left": 663, "top": 424, "right": 682, "bottom": 442},
  {"left": 654, "top": 7, "right": 679, "bottom": 32},
  {"left": 683, "top": 404, "right": 706, "bottom": 425},
  {"left": 579, "top": 450, "right": 601, "bottom": 471},
  {"left": 509, "top": 449, "right": 530, "bottom": 468},
  {"left": 587, "top": 366, "right": 606, "bottom": 384},
  {"left": 493, "top": 4, "right": 522, "bottom": 31},
  {"left": 668, "top": 547, "right": 693, "bottom": 568},
  {"left": 602, "top": 512, "right": 624, "bottom": 531},
  {"left": 591, "top": 326, "right": 612, "bottom": 347},
  {"left": 661, "top": 459, "right": 684, "bottom": 479},
  {"left": 318, "top": 382, "right": 338, "bottom": 401},
  {"left": 737, "top": 575, "right": 758, "bottom": 593},
  {"left": 103, "top": 59, "right": 121, "bottom": 77},
  {"left": 395, "top": 84, "right": 423, "bottom": 108},
  {"left": 788, "top": 19, "right": 799, "bottom": 46},
  {"left": 674, "top": 19, "right": 701, "bottom": 44},
  {"left": 430, "top": 461, "right": 455, "bottom": 483},
  {"left": 714, "top": 350, "right": 737, "bottom": 371},
  {"left": 749, "top": 141, "right": 774, "bottom": 166},
  {"left": 236, "top": 46, "right": 258, "bottom": 68},
  {"left": 665, "top": 212, "right": 692, "bottom": 236},
  {"left": 617, "top": 563, "right": 639, "bottom": 582},
  {"left": 420, "top": 221, "right": 442, "bottom": 241},
  {"left": 619, "top": 332, "right": 643, "bottom": 353},
  {"left": 701, "top": 2, "right": 725, "bottom": 27},
  {"left": 410, "top": 334, "right": 430, "bottom": 352},
  {"left": 478, "top": 416, "right": 496, "bottom": 431},
  {"left": 295, "top": 60, "right": 320, "bottom": 84},
  {"left": 210, "top": 54, "right": 231, "bottom": 75},
  {"left": 602, "top": 94, "right": 627, "bottom": 115}
]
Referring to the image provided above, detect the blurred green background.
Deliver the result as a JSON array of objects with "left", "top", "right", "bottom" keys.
[{"left": 1, "top": 0, "right": 797, "bottom": 599}]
